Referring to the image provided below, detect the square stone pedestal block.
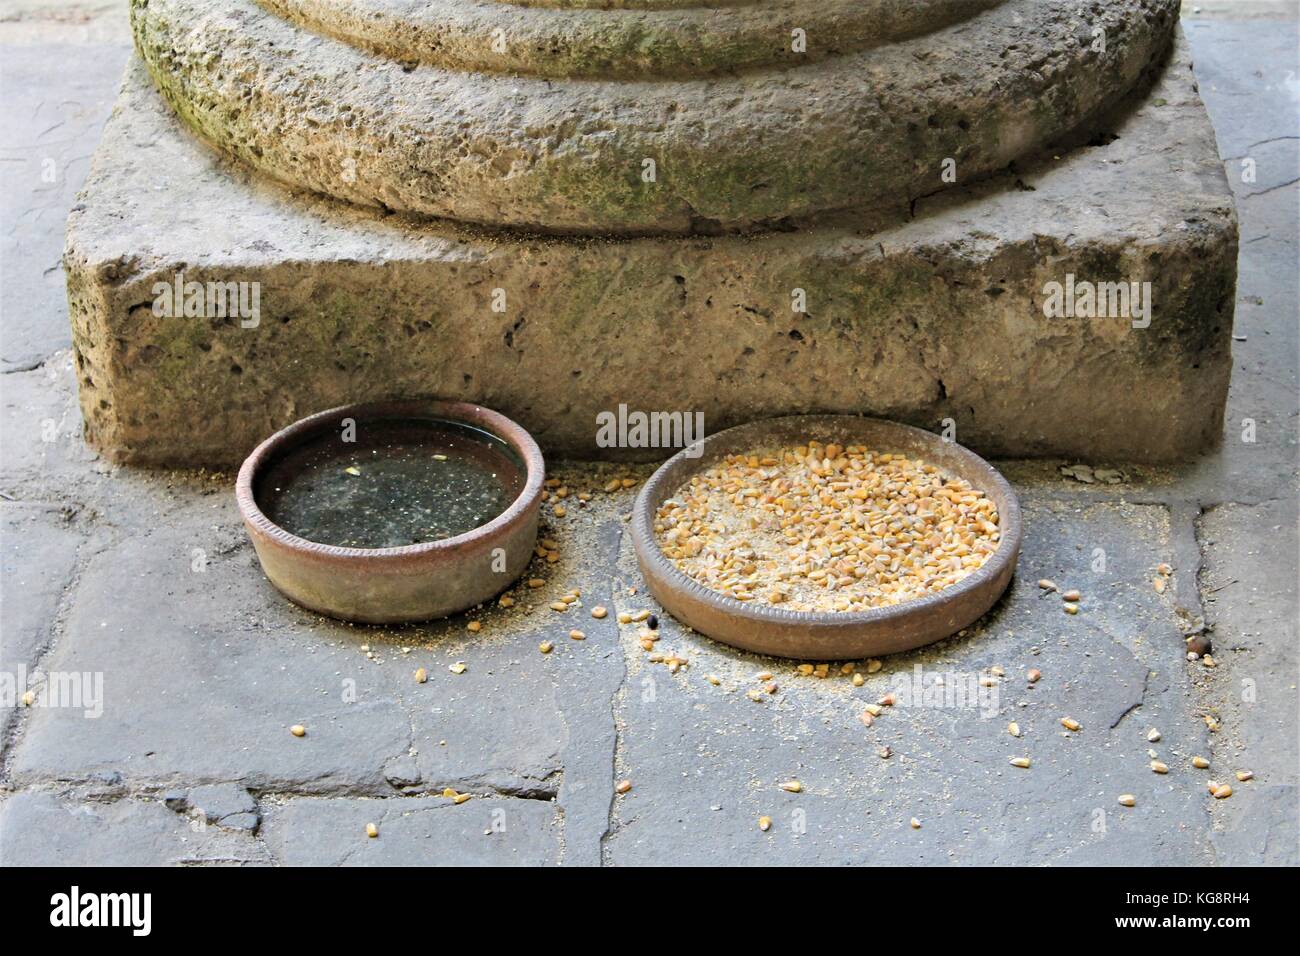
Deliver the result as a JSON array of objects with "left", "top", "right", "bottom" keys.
[{"left": 66, "top": 31, "right": 1235, "bottom": 469}]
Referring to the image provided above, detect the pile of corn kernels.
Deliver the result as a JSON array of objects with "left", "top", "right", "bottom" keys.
[{"left": 653, "top": 440, "right": 1001, "bottom": 612}]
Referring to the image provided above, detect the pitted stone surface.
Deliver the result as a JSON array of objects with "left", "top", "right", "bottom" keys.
[
  {"left": 67, "top": 30, "right": 1234, "bottom": 468},
  {"left": 263, "top": 0, "right": 1003, "bottom": 79},
  {"left": 132, "top": 0, "right": 1179, "bottom": 233}
]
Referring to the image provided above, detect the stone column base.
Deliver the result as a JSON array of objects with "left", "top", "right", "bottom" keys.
[{"left": 66, "top": 30, "right": 1235, "bottom": 468}]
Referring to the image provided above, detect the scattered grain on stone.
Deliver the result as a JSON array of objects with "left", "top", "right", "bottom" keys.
[
  {"left": 1192, "top": 756, "right": 1210, "bottom": 769},
  {"left": 414, "top": 667, "right": 427, "bottom": 684},
  {"left": 539, "top": 641, "right": 554, "bottom": 654},
  {"left": 1060, "top": 717, "right": 1081, "bottom": 732},
  {"left": 290, "top": 724, "right": 306, "bottom": 737},
  {"left": 615, "top": 780, "right": 632, "bottom": 794},
  {"left": 590, "top": 606, "right": 608, "bottom": 619},
  {"left": 1118, "top": 794, "right": 1136, "bottom": 807},
  {"left": 780, "top": 780, "right": 802, "bottom": 793},
  {"left": 366, "top": 822, "right": 379, "bottom": 838}
]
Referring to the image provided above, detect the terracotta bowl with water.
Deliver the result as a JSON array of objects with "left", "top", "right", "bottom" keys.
[
  {"left": 236, "top": 400, "right": 543, "bottom": 624},
  {"left": 631, "top": 415, "right": 1022, "bottom": 660}
]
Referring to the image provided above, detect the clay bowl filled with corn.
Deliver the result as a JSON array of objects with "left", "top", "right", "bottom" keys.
[{"left": 631, "top": 416, "right": 1022, "bottom": 660}]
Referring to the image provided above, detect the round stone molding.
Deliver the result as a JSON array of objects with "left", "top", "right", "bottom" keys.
[
  {"left": 132, "top": 0, "right": 1180, "bottom": 235},
  {"left": 261, "top": 0, "right": 1005, "bottom": 79}
]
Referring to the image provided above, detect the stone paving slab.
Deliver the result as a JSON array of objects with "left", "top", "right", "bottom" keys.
[
  {"left": 0, "top": 502, "right": 84, "bottom": 671},
  {"left": 0, "top": 352, "right": 100, "bottom": 488},
  {"left": 2, "top": 465, "right": 631, "bottom": 841},
  {"left": 0, "top": 41, "right": 131, "bottom": 372},
  {"left": 5, "top": 497, "right": 415, "bottom": 793},
  {"left": 0, "top": 789, "right": 269, "bottom": 866},
  {"left": 1197, "top": 499, "right": 1299, "bottom": 865},
  {"left": 259, "top": 795, "right": 559, "bottom": 866},
  {"left": 603, "top": 496, "right": 1214, "bottom": 865},
  {"left": 1177, "top": 19, "right": 1299, "bottom": 504},
  {"left": 0, "top": 501, "right": 84, "bottom": 745}
]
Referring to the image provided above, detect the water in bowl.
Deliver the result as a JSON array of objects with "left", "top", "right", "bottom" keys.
[{"left": 256, "top": 419, "right": 526, "bottom": 549}]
